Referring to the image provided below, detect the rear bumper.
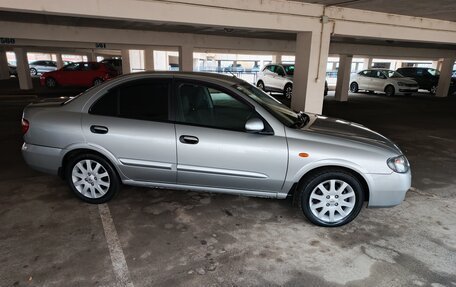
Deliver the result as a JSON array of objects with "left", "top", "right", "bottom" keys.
[
  {"left": 22, "top": 143, "right": 62, "bottom": 175},
  {"left": 367, "top": 171, "right": 411, "bottom": 207}
]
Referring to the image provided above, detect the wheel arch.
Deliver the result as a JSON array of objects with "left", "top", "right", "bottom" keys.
[
  {"left": 290, "top": 164, "right": 370, "bottom": 206},
  {"left": 59, "top": 146, "right": 124, "bottom": 181}
]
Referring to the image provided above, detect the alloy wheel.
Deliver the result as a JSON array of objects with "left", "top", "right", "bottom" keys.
[
  {"left": 308, "top": 179, "right": 356, "bottom": 223},
  {"left": 71, "top": 159, "right": 110, "bottom": 199}
]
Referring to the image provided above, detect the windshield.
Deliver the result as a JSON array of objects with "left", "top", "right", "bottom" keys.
[
  {"left": 384, "top": 70, "right": 404, "bottom": 78},
  {"left": 234, "top": 82, "right": 307, "bottom": 128},
  {"left": 283, "top": 64, "right": 295, "bottom": 76}
]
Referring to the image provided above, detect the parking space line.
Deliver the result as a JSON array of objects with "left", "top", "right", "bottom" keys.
[{"left": 98, "top": 204, "right": 135, "bottom": 287}]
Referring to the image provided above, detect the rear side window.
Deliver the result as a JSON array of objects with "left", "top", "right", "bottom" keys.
[{"left": 90, "top": 79, "right": 170, "bottom": 121}]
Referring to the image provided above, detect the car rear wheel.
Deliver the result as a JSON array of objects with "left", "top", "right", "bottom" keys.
[
  {"left": 350, "top": 82, "right": 359, "bottom": 93},
  {"left": 66, "top": 154, "right": 120, "bottom": 204},
  {"left": 284, "top": 83, "right": 293, "bottom": 99},
  {"left": 257, "top": 80, "right": 265, "bottom": 91},
  {"left": 385, "top": 85, "right": 395, "bottom": 96},
  {"left": 299, "top": 169, "right": 364, "bottom": 227},
  {"left": 430, "top": 85, "right": 437, "bottom": 94},
  {"left": 45, "top": 78, "right": 57, "bottom": 88},
  {"left": 30, "top": 68, "right": 38, "bottom": 76},
  {"left": 93, "top": 78, "right": 103, "bottom": 86}
]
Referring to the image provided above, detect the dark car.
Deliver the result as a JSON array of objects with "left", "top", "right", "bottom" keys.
[
  {"left": 396, "top": 67, "right": 456, "bottom": 95},
  {"left": 100, "top": 59, "right": 122, "bottom": 75},
  {"left": 40, "top": 62, "right": 118, "bottom": 88}
]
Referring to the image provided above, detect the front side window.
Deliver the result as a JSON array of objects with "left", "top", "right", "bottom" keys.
[
  {"left": 283, "top": 65, "right": 295, "bottom": 76},
  {"left": 90, "top": 79, "right": 169, "bottom": 122},
  {"left": 177, "top": 83, "right": 254, "bottom": 131},
  {"left": 63, "top": 63, "right": 81, "bottom": 71}
]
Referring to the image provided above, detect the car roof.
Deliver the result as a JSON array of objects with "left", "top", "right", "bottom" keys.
[{"left": 110, "top": 71, "right": 246, "bottom": 85}]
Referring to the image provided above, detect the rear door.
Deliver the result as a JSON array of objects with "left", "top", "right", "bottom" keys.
[
  {"left": 173, "top": 79, "right": 288, "bottom": 192},
  {"left": 357, "top": 70, "right": 371, "bottom": 90},
  {"left": 82, "top": 77, "right": 177, "bottom": 183}
]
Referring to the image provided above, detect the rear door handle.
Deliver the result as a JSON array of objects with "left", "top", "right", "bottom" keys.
[
  {"left": 179, "top": 135, "right": 199, "bottom": 144},
  {"left": 90, "top": 125, "right": 109, "bottom": 134}
]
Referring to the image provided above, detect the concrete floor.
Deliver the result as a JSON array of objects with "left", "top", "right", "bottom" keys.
[{"left": 0, "top": 89, "right": 455, "bottom": 287}]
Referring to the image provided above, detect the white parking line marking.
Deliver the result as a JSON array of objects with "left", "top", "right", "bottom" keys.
[{"left": 98, "top": 204, "right": 135, "bottom": 287}]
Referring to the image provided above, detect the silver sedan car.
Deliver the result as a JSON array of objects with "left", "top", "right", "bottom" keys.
[{"left": 21, "top": 72, "right": 411, "bottom": 227}]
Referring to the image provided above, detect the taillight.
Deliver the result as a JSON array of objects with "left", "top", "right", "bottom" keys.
[{"left": 21, "top": 118, "right": 29, "bottom": 134}]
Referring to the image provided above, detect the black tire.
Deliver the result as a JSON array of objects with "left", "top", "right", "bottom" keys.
[
  {"left": 93, "top": 78, "right": 103, "bottom": 86},
  {"left": 45, "top": 78, "right": 57, "bottom": 88},
  {"left": 385, "top": 85, "right": 395, "bottom": 96},
  {"left": 30, "top": 68, "right": 38, "bottom": 76},
  {"left": 65, "top": 153, "right": 120, "bottom": 204},
  {"left": 350, "top": 82, "right": 359, "bottom": 93},
  {"left": 284, "top": 83, "right": 293, "bottom": 99},
  {"left": 298, "top": 169, "right": 364, "bottom": 227},
  {"left": 257, "top": 80, "right": 265, "bottom": 91}
]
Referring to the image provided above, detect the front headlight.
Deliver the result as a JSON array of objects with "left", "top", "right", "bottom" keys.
[
  {"left": 397, "top": 82, "right": 405, "bottom": 86},
  {"left": 387, "top": 155, "right": 410, "bottom": 173}
]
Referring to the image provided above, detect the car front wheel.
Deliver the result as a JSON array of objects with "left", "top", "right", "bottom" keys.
[
  {"left": 385, "top": 85, "right": 395, "bottom": 96},
  {"left": 350, "top": 82, "right": 359, "bottom": 93},
  {"left": 257, "top": 80, "right": 265, "bottom": 91},
  {"left": 93, "top": 78, "right": 103, "bottom": 86},
  {"left": 66, "top": 154, "right": 120, "bottom": 204},
  {"left": 45, "top": 78, "right": 57, "bottom": 88},
  {"left": 299, "top": 169, "right": 364, "bottom": 227}
]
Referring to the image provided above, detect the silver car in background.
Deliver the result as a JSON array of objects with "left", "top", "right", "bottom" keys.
[
  {"left": 21, "top": 72, "right": 411, "bottom": 227},
  {"left": 29, "top": 60, "right": 58, "bottom": 76}
]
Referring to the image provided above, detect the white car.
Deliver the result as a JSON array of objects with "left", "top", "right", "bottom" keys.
[
  {"left": 257, "top": 64, "right": 295, "bottom": 99},
  {"left": 350, "top": 69, "right": 418, "bottom": 96}
]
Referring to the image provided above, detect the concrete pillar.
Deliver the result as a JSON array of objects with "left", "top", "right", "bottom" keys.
[
  {"left": 363, "top": 57, "right": 372, "bottom": 69},
  {"left": 291, "top": 28, "right": 331, "bottom": 114},
  {"left": 435, "top": 58, "right": 455, "bottom": 98},
  {"left": 0, "top": 50, "right": 10, "bottom": 79},
  {"left": 144, "top": 48, "right": 155, "bottom": 71},
  {"left": 13, "top": 48, "right": 33, "bottom": 90},
  {"left": 179, "top": 45, "right": 193, "bottom": 72},
  {"left": 335, "top": 55, "right": 353, "bottom": 102},
  {"left": 55, "top": 53, "right": 64, "bottom": 69},
  {"left": 86, "top": 51, "right": 96, "bottom": 62},
  {"left": 431, "top": 60, "right": 439, "bottom": 69},
  {"left": 272, "top": 53, "right": 283, "bottom": 63},
  {"left": 436, "top": 60, "right": 444, "bottom": 71},
  {"left": 121, "top": 49, "right": 131, "bottom": 74}
]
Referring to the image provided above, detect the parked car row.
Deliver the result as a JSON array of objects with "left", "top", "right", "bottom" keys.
[{"left": 350, "top": 67, "right": 455, "bottom": 96}]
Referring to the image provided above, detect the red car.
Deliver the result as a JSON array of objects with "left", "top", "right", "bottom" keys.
[{"left": 40, "top": 62, "right": 118, "bottom": 88}]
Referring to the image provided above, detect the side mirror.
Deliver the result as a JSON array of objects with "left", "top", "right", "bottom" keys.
[{"left": 245, "top": 118, "right": 264, "bottom": 133}]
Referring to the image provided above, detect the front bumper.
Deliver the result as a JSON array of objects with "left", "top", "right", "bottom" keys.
[
  {"left": 367, "top": 171, "right": 411, "bottom": 207},
  {"left": 22, "top": 143, "right": 62, "bottom": 175}
]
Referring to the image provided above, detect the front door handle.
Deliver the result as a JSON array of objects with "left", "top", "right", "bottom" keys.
[
  {"left": 179, "top": 135, "right": 199, "bottom": 144},
  {"left": 90, "top": 125, "right": 109, "bottom": 134}
]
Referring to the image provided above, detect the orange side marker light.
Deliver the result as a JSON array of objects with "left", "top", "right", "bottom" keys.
[{"left": 299, "top": 152, "right": 309, "bottom": 158}]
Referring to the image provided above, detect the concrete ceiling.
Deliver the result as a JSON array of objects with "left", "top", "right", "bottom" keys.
[{"left": 294, "top": 0, "right": 456, "bottom": 22}]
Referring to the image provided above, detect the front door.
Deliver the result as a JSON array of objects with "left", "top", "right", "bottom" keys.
[
  {"left": 82, "top": 78, "right": 177, "bottom": 183},
  {"left": 173, "top": 80, "right": 288, "bottom": 192}
]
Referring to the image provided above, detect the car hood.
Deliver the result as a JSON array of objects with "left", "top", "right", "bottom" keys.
[{"left": 304, "top": 114, "right": 401, "bottom": 154}]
